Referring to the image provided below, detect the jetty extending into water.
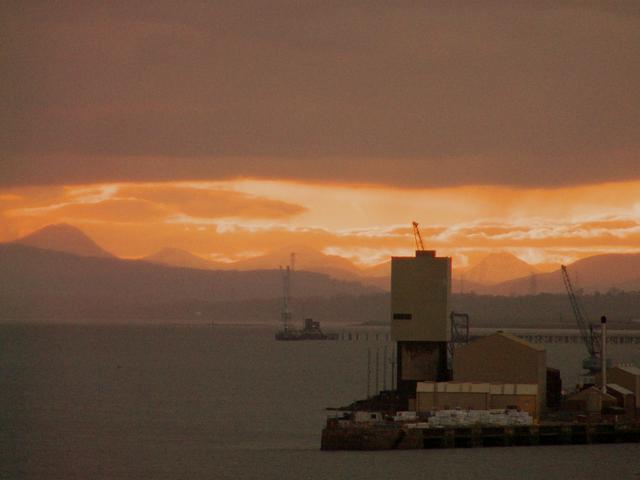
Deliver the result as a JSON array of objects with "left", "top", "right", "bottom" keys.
[
  {"left": 321, "top": 421, "right": 640, "bottom": 450},
  {"left": 335, "top": 328, "right": 640, "bottom": 345}
]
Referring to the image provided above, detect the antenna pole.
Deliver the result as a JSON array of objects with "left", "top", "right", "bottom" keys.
[
  {"left": 601, "top": 316, "right": 607, "bottom": 394},
  {"left": 375, "top": 347, "right": 380, "bottom": 396},
  {"left": 390, "top": 344, "right": 396, "bottom": 390},
  {"left": 366, "top": 348, "right": 371, "bottom": 399},
  {"left": 383, "top": 344, "right": 388, "bottom": 391}
]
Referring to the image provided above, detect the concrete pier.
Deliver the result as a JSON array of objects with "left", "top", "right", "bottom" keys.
[{"left": 321, "top": 423, "right": 640, "bottom": 450}]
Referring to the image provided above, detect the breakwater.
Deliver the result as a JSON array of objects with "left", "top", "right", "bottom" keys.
[{"left": 321, "top": 423, "right": 640, "bottom": 450}]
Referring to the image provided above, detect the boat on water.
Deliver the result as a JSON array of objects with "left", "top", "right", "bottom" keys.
[{"left": 276, "top": 318, "right": 339, "bottom": 341}]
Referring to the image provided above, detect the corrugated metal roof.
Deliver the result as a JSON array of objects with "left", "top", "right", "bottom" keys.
[
  {"left": 494, "top": 332, "right": 546, "bottom": 352},
  {"left": 567, "top": 386, "right": 616, "bottom": 401},
  {"left": 614, "top": 365, "right": 640, "bottom": 376},
  {"left": 607, "top": 383, "right": 634, "bottom": 395},
  {"left": 418, "top": 381, "right": 537, "bottom": 395}
]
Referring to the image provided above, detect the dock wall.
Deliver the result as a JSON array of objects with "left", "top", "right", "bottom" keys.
[{"left": 321, "top": 424, "right": 640, "bottom": 451}]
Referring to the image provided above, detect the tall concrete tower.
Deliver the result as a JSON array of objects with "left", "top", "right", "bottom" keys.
[{"left": 391, "top": 250, "right": 451, "bottom": 396}]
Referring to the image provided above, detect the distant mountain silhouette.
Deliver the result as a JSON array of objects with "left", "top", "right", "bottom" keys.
[
  {"left": 0, "top": 244, "right": 381, "bottom": 320},
  {"left": 12, "top": 225, "right": 636, "bottom": 298},
  {"left": 463, "top": 252, "right": 538, "bottom": 286},
  {"left": 363, "top": 253, "right": 640, "bottom": 296},
  {"left": 487, "top": 254, "right": 640, "bottom": 295},
  {"left": 355, "top": 275, "right": 389, "bottom": 291},
  {"left": 362, "top": 260, "right": 390, "bottom": 278},
  {"left": 142, "top": 247, "right": 227, "bottom": 270},
  {"left": 363, "top": 253, "right": 541, "bottom": 292},
  {"left": 532, "top": 262, "right": 561, "bottom": 273},
  {"left": 363, "top": 252, "right": 640, "bottom": 295},
  {"left": 231, "top": 245, "right": 363, "bottom": 281},
  {"left": 14, "top": 224, "right": 114, "bottom": 258},
  {"left": 451, "top": 276, "right": 488, "bottom": 295},
  {"left": 3, "top": 243, "right": 638, "bottom": 324}
]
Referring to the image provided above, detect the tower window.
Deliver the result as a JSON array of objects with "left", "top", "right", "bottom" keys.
[{"left": 393, "top": 313, "right": 412, "bottom": 320}]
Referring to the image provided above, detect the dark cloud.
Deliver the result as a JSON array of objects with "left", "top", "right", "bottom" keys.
[{"left": 2, "top": 1, "right": 639, "bottom": 187}]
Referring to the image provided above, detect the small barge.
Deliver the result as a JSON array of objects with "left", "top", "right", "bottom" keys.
[{"left": 276, "top": 318, "right": 338, "bottom": 341}]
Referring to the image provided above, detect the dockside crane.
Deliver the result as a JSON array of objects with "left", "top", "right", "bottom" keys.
[
  {"left": 560, "top": 265, "right": 602, "bottom": 380},
  {"left": 412, "top": 221, "right": 425, "bottom": 251}
]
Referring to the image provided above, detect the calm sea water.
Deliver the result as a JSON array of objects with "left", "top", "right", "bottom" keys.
[{"left": 1, "top": 324, "right": 639, "bottom": 479}]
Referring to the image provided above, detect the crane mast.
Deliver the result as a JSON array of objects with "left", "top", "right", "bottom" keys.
[
  {"left": 280, "top": 264, "right": 292, "bottom": 333},
  {"left": 560, "top": 265, "right": 601, "bottom": 377},
  {"left": 412, "top": 221, "right": 425, "bottom": 251}
]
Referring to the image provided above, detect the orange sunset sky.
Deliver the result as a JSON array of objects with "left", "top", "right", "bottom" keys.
[
  {"left": 2, "top": 179, "right": 639, "bottom": 268},
  {"left": 2, "top": 2, "right": 639, "bottom": 268}
]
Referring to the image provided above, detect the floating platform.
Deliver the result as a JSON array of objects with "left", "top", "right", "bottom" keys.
[
  {"left": 321, "top": 423, "right": 640, "bottom": 450},
  {"left": 276, "top": 318, "right": 338, "bottom": 341},
  {"left": 275, "top": 330, "right": 338, "bottom": 341}
]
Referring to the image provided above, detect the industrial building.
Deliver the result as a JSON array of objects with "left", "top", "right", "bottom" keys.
[
  {"left": 564, "top": 387, "right": 617, "bottom": 413},
  {"left": 597, "top": 364, "right": 640, "bottom": 413},
  {"left": 391, "top": 249, "right": 451, "bottom": 396},
  {"left": 606, "top": 384, "right": 636, "bottom": 416},
  {"left": 384, "top": 225, "right": 634, "bottom": 421},
  {"left": 389, "top": 247, "right": 548, "bottom": 415},
  {"left": 323, "top": 226, "right": 640, "bottom": 450},
  {"left": 323, "top": 224, "right": 640, "bottom": 450},
  {"left": 415, "top": 381, "right": 539, "bottom": 418},
  {"left": 453, "top": 331, "right": 547, "bottom": 414}
]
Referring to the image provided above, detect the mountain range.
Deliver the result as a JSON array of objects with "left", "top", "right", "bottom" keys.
[
  {"left": 2, "top": 224, "right": 640, "bottom": 324},
  {"left": 460, "top": 252, "right": 539, "bottom": 286},
  {"left": 15, "top": 223, "right": 114, "bottom": 258},
  {"left": 488, "top": 254, "right": 640, "bottom": 295},
  {"left": 6, "top": 224, "right": 640, "bottom": 299},
  {"left": 142, "top": 247, "right": 228, "bottom": 271},
  {"left": 0, "top": 242, "right": 380, "bottom": 320}
]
